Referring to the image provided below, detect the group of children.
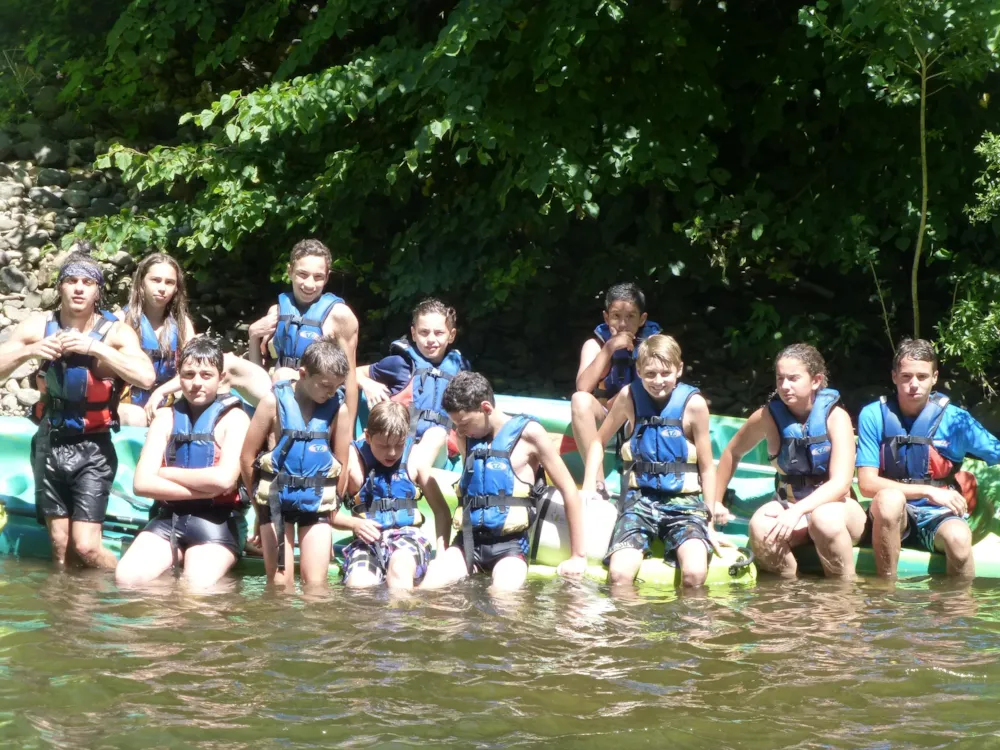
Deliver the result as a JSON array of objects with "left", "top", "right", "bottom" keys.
[{"left": 0, "top": 241, "right": 996, "bottom": 592}]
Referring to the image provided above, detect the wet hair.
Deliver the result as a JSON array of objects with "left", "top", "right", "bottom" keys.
[
  {"left": 636, "top": 334, "right": 682, "bottom": 372},
  {"left": 775, "top": 343, "right": 828, "bottom": 388},
  {"left": 605, "top": 282, "right": 646, "bottom": 314},
  {"left": 289, "top": 239, "right": 332, "bottom": 273},
  {"left": 367, "top": 401, "right": 410, "bottom": 441},
  {"left": 125, "top": 252, "right": 191, "bottom": 356},
  {"left": 411, "top": 298, "right": 457, "bottom": 329},
  {"left": 178, "top": 336, "right": 224, "bottom": 373},
  {"left": 300, "top": 336, "right": 349, "bottom": 377},
  {"left": 442, "top": 371, "right": 495, "bottom": 413},
  {"left": 893, "top": 338, "right": 938, "bottom": 372}
]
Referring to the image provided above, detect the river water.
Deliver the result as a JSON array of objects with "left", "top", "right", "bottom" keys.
[{"left": 2, "top": 558, "right": 999, "bottom": 749}]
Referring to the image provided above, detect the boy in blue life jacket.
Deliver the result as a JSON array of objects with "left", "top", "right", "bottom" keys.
[
  {"left": 420, "top": 372, "right": 587, "bottom": 591},
  {"left": 116, "top": 337, "right": 251, "bottom": 589},
  {"left": 857, "top": 339, "right": 1000, "bottom": 578},
  {"left": 571, "top": 282, "right": 662, "bottom": 467},
  {"left": 356, "top": 298, "right": 468, "bottom": 511},
  {"left": 336, "top": 401, "right": 451, "bottom": 590},
  {"left": 582, "top": 335, "right": 725, "bottom": 589},
  {"left": 240, "top": 337, "right": 352, "bottom": 588}
]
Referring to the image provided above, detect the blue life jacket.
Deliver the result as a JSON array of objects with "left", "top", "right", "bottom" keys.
[
  {"left": 592, "top": 320, "right": 662, "bottom": 398},
  {"left": 258, "top": 380, "right": 343, "bottom": 514},
  {"left": 768, "top": 389, "right": 839, "bottom": 501},
  {"left": 127, "top": 309, "right": 178, "bottom": 406},
  {"left": 389, "top": 338, "right": 466, "bottom": 439},
  {"left": 456, "top": 414, "right": 542, "bottom": 568},
  {"left": 879, "top": 393, "right": 953, "bottom": 483},
  {"left": 37, "top": 310, "right": 121, "bottom": 435},
  {"left": 165, "top": 395, "right": 244, "bottom": 508},
  {"left": 272, "top": 292, "right": 343, "bottom": 369},
  {"left": 348, "top": 438, "right": 422, "bottom": 529},
  {"left": 623, "top": 381, "right": 700, "bottom": 501}
]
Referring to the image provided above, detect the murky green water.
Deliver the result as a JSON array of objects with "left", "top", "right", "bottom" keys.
[{"left": 2, "top": 559, "right": 1000, "bottom": 749}]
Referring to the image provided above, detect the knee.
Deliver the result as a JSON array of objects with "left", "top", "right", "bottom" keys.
[
  {"left": 570, "top": 391, "right": 594, "bottom": 416},
  {"left": 940, "top": 523, "right": 973, "bottom": 559},
  {"left": 114, "top": 565, "right": 141, "bottom": 587},
  {"left": 608, "top": 559, "right": 636, "bottom": 586},
  {"left": 73, "top": 540, "right": 103, "bottom": 564},
  {"left": 386, "top": 554, "right": 417, "bottom": 586},
  {"left": 808, "top": 507, "right": 845, "bottom": 547},
  {"left": 872, "top": 489, "right": 907, "bottom": 523},
  {"left": 681, "top": 568, "right": 707, "bottom": 588}
]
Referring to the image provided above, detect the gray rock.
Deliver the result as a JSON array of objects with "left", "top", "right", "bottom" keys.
[
  {"left": 27, "top": 188, "right": 62, "bottom": 209},
  {"left": 0, "top": 329, "right": 11, "bottom": 345},
  {"left": 61, "top": 189, "right": 91, "bottom": 208},
  {"left": 24, "top": 247, "right": 41, "bottom": 265},
  {"left": 1, "top": 393, "right": 18, "bottom": 412},
  {"left": 87, "top": 198, "right": 119, "bottom": 217},
  {"left": 31, "top": 140, "right": 67, "bottom": 168},
  {"left": 9, "top": 360, "right": 36, "bottom": 380},
  {"left": 2, "top": 306, "right": 28, "bottom": 323},
  {"left": 88, "top": 181, "right": 111, "bottom": 198},
  {"left": 3, "top": 379, "right": 18, "bottom": 393},
  {"left": 4, "top": 299, "right": 22, "bottom": 309},
  {"left": 3, "top": 232, "right": 22, "bottom": 249},
  {"left": 14, "top": 388, "right": 40, "bottom": 407},
  {"left": 52, "top": 113, "right": 90, "bottom": 139},
  {"left": 0, "top": 131, "right": 11, "bottom": 160},
  {"left": 0, "top": 267, "right": 28, "bottom": 293},
  {"left": 16, "top": 122, "right": 43, "bottom": 141},
  {"left": 12, "top": 142, "right": 33, "bottom": 161},
  {"left": 110, "top": 250, "right": 134, "bottom": 269},
  {"left": 31, "top": 86, "right": 62, "bottom": 118},
  {"left": 0, "top": 183, "right": 24, "bottom": 200},
  {"left": 24, "top": 272, "right": 38, "bottom": 292},
  {"left": 23, "top": 291, "right": 41, "bottom": 309},
  {"left": 36, "top": 168, "right": 71, "bottom": 188},
  {"left": 20, "top": 233, "right": 48, "bottom": 249},
  {"left": 0, "top": 217, "right": 17, "bottom": 232},
  {"left": 68, "top": 137, "right": 96, "bottom": 160},
  {"left": 40, "top": 288, "right": 59, "bottom": 309}
]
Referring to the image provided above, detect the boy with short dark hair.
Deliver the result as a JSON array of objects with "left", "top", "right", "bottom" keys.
[
  {"left": 240, "top": 337, "right": 352, "bottom": 587},
  {"left": 116, "top": 337, "right": 251, "bottom": 588},
  {"left": 570, "top": 283, "right": 661, "bottom": 466},
  {"left": 420, "top": 372, "right": 587, "bottom": 591}
]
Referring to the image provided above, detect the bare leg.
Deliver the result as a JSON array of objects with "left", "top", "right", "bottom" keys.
[
  {"left": 871, "top": 489, "right": 908, "bottom": 578},
  {"left": 490, "top": 556, "right": 529, "bottom": 592},
  {"left": 808, "top": 500, "right": 866, "bottom": 578},
  {"left": 70, "top": 520, "right": 117, "bottom": 570},
  {"left": 607, "top": 547, "right": 644, "bottom": 588},
  {"left": 298, "top": 522, "right": 333, "bottom": 588},
  {"left": 934, "top": 519, "right": 975, "bottom": 578},
  {"left": 385, "top": 549, "right": 418, "bottom": 590},
  {"left": 259, "top": 521, "right": 294, "bottom": 587},
  {"left": 570, "top": 391, "right": 607, "bottom": 466},
  {"left": 748, "top": 501, "right": 807, "bottom": 577},
  {"left": 115, "top": 532, "right": 175, "bottom": 586},
  {"left": 344, "top": 565, "right": 381, "bottom": 588},
  {"left": 182, "top": 544, "right": 238, "bottom": 590},
  {"left": 674, "top": 539, "right": 710, "bottom": 587},
  {"left": 420, "top": 546, "right": 469, "bottom": 589},
  {"left": 46, "top": 516, "right": 71, "bottom": 567},
  {"left": 117, "top": 403, "right": 149, "bottom": 428}
]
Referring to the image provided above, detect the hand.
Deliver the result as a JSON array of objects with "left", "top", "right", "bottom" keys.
[
  {"left": 353, "top": 517, "right": 383, "bottom": 544},
  {"left": 557, "top": 554, "right": 587, "bottom": 579},
  {"left": 360, "top": 377, "right": 390, "bottom": 406},
  {"left": 764, "top": 506, "right": 804, "bottom": 547},
  {"left": 605, "top": 330, "right": 635, "bottom": 355},
  {"left": 707, "top": 524, "right": 735, "bottom": 556},
  {"left": 713, "top": 504, "right": 735, "bottom": 527},
  {"left": 249, "top": 515, "right": 261, "bottom": 547},
  {"left": 927, "top": 486, "right": 968, "bottom": 516},
  {"left": 436, "top": 534, "right": 449, "bottom": 552},
  {"left": 249, "top": 310, "right": 278, "bottom": 341},
  {"left": 144, "top": 387, "right": 170, "bottom": 422},
  {"left": 30, "top": 335, "right": 63, "bottom": 361},
  {"left": 56, "top": 329, "right": 98, "bottom": 357}
]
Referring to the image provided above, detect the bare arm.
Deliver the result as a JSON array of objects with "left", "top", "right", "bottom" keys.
[
  {"left": 222, "top": 353, "right": 272, "bottom": 407},
  {"left": 575, "top": 338, "right": 610, "bottom": 393},
  {"left": 856, "top": 465, "right": 964, "bottom": 514},
  {"left": 93, "top": 323, "right": 156, "bottom": 388},
  {"left": 0, "top": 315, "right": 54, "bottom": 380},
  {"left": 526, "top": 422, "right": 586, "bottom": 561},
  {"left": 713, "top": 407, "right": 770, "bottom": 507},
  {"left": 686, "top": 394, "right": 717, "bottom": 515},
  {"left": 332, "top": 399, "right": 353, "bottom": 506},
  {"left": 329, "top": 304, "right": 359, "bottom": 494},
  {"left": 247, "top": 304, "right": 278, "bottom": 366},
  {"left": 133, "top": 408, "right": 200, "bottom": 501},
  {"left": 240, "top": 394, "right": 275, "bottom": 489},
  {"left": 159, "top": 409, "right": 251, "bottom": 496},
  {"left": 582, "top": 390, "right": 631, "bottom": 491}
]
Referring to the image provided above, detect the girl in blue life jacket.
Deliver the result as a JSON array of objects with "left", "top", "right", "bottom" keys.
[
  {"left": 714, "top": 343, "right": 867, "bottom": 578},
  {"left": 581, "top": 334, "right": 723, "bottom": 589},
  {"left": 355, "top": 298, "right": 466, "bottom": 523},
  {"left": 116, "top": 253, "right": 195, "bottom": 427}
]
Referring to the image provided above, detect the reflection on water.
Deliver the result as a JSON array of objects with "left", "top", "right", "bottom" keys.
[{"left": 3, "top": 559, "right": 1000, "bottom": 748}]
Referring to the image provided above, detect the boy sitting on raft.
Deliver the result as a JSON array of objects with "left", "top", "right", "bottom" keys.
[
  {"left": 714, "top": 344, "right": 866, "bottom": 578},
  {"left": 420, "top": 372, "right": 587, "bottom": 590},
  {"left": 240, "top": 337, "right": 352, "bottom": 587},
  {"left": 571, "top": 282, "right": 661, "bottom": 466},
  {"left": 859, "top": 339, "right": 1000, "bottom": 578},
  {"left": 336, "top": 401, "right": 451, "bottom": 590},
  {"left": 582, "top": 334, "right": 723, "bottom": 588},
  {"left": 356, "top": 298, "right": 467, "bottom": 507},
  {"left": 116, "top": 337, "right": 251, "bottom": 588}
]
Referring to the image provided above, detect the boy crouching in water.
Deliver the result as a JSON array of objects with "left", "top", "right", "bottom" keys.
[
  {"left": 582, "top": 335, "right": 725, "bottom": 588},
  {"left": 116, "top": 337, "right": 251, "bottom": 589},
  {"left": 240, "top": 337, "right": 352, "bottom": 587},
  {"left": 421, "top": 372, "right": 587, "bottom": 591},
  {"left": 336, "top": 401, "right": 451, "bottom": 589}
]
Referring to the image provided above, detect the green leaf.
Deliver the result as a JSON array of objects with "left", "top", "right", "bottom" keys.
[
  {"left": 225, "top": 123, "right": 240, "bottom": 142},
  {"left": 751, "top": 224, "right": 764, "bottom": 241}
]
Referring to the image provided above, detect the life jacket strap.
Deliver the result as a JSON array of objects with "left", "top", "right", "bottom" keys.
[
  {"left": 462, "top": 494, "right": 535, "bottom": 511},
  {"left": 892, "top": 435, "right": 935, "bottom": 446},
  {"left": 629, "top": 460, "right": 700, "bottom": 475},
  {"left": 899, "top": 476, "right": 955, "bottom": 487},
  {"left": 277, "top": 355, "right": 302, "bottom": 369},
  {"left": 271, "top": 472, "right": 337, "bottom": 490},
  {"left": 280, "top": 429, "right": 330, "bottom": 441},
  {"left": 775, "top": 474, "right": 824, "bottom": 489},
  {"left": 466, "top": 448, "right": 512, "bottom": 460},
  {"left": 358, "top": 497, "right": 419, "bottom": 514},
  {"left": 47, "top": 396, "right": 113, "bottom": 410},
  {"left": 171, "top": 432, "right": 214, "bottom": 445},
  {"left": 636, "top": 416, "right": 684, "bottom": 428}
]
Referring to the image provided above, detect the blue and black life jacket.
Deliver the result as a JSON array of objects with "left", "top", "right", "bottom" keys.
[
  {"left": 35, "top": 310, "right": 121, "bottom": 435},
  {"left": 127, "top": 308, "right": 178, "bottom": 406},
  {"left": 768, "top": 388, "right": 839, "bottom": 501},
  {"left": 879, "top": 393, "right": 956, "bottom": 484},
  {"left": 389, "top": 338, "right": 466, "bottom": 439},
  {"left": 347, "top": 438, "right": 423, "bottom": 530},
  {"left": 272, "top": 292, "right": 343, "bottom": 369},
  {"left": 592, "top": 320, "right": 662, "bottom": 399},
  {"left": 621, "top": 381, "right": 700, "bottom": 506},
  {"left": 164, "top": 395, "right": 244, "bottom": 508},
  {"left": 455, "top": 414, "right": 543, "bottom": 569}
]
